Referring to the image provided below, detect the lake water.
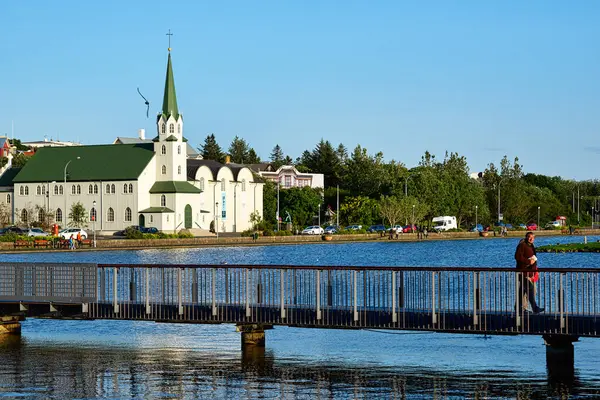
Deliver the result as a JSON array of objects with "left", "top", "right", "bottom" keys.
[{"left": 1, "top": 236, "right": 599, "bottom": 399}]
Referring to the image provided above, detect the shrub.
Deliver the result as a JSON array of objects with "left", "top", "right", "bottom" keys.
[
  {"left": 125, "top": 227, "right": 144, "bottom": 239},
  {"left": 178, "top": 230, "right": 193, "bottom": 238},
  {"left": 263, "top": 229, "right": 274, "bottom": 237},
  {"left": 275, "top": 230, "right": 291, "bottom": 236}
]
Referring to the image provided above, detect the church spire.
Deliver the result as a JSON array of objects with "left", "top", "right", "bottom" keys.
[{"left": 161, "top": 50, "right": 179, "bottom": 121}]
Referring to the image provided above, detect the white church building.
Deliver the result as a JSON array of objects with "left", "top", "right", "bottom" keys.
[{"left": 0, "top": 49, "right": 263, "bottom": 235}]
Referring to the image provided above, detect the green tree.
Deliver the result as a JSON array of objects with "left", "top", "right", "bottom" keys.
[
  {"left": 344, "top": 145, "right": 386, "bottom": 198},
  {"left": 198, "top": 134, "right": 224, "bottom": 162},
  {"left": 340, "top": 196, "right": 380, "bottom": 226},
  {"left": 10, "top": 138, "right": 30, "bottom": 151},
  {"left": 68, "top": 202, "right": 88, "bottom": 227},
  {"left": 249, "top": 210, "right": 262, "bottom": 231},
  {"left": 279, "top": 187, "right": 323, "bottom": 227},
  {"left": 12, "top": 153, "right": 30, "bottom": 168},
  {"left": 228, "top": 136, "right": 250, "bottom": 164},
  {"left": 246, "top": 148, "right": 261, "bottom": 164},
  {"left": 299, "top": 139, "right": 344, "bottom": 188},
  {"left": 262, "top": 181, "right": 277, "bottom": 229},
  {"left": 379, "top": 195, "right": 403, "bottom": 227},
  {"left": 270, "top": 144, "right": 285, "bottom": 169}
]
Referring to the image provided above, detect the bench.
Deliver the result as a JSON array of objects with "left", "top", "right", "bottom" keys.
[
  {"left": 79, "top": 239, "right": 93, "bottom": 247},
  {"left": 13, "top": 240, "right": 31, "bottom": 249},
  {"left": 33, "top": 239, "right": 52, "bottom": 248}
]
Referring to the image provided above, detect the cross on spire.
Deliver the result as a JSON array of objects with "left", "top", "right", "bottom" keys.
[{"left": 166, "top": 29, "right": 173, "bottom": 52}]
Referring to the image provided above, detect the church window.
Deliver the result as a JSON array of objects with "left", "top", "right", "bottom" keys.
[
  {"left": 169, "top": 124, "right": 174, "bottom": 134},
  {"left": 94, "top": 184, "right": 98, "bottom": 194},
  {"left": 128, "top": 183, "right": 133, "bottom": 193},
  {"left": 125, "top": 207, "right": 132, "bottom": 222},
  {"left": 161, "top": 195, "right": 166, "bottom": 207},
  {"left": 221, "top": 178, "right": 226, "bottom": 192},
  {"left": 90, "top": 208, "right": 97, "bottom": 222},
  {"left": 56, "top": 208, "right": 62, "bottom": 222},
  {"left": 106, "top": 184, "right": 110, "bottom": 194},
  {"left": 150, "top": 215, "right": 153, "bottom": 223},
  {"left": 88, "top": 184, "right": 93, "bottom": 194},
  {"left": 107, "top": 207, "right": 114, "bottom": 222},
  {"left": 242, "top": 179, "right": 246, "bottom": 192},
  {"left": 161, "top": 123, "right": 166, "bottom": 134},
  {"left": 77, "top": 185, "right": 81, "bottom": 195},
  {"left": 162, "top": 165, "right": 166, "bottom": 175},
  {"left": 162, "top": 145, "right": 166, "bottom": 155},
  {"left": 36, "top": 186, "right": 41, "bottom": 195},
  {"left": 59, "top": 185, "right": 63, "bottom": 195},
  {"left": 24, "top": 186, "right": 29, "bottom": 196},
  {"left": 71, "top": 185, "right": 76, "bottom": 195},
  {"left": 178, "top": 124, "right": 181, "bottom": 134},
  {"left": 199, "top": 178, "right": 205, "bottom": 191},
  {"left": 21, "top": 209, "right": 28, "bottom": 223},
  {"left": 111, "top": 184, "right": 115, "bottom": 194},
  {"left": 54, "top": 186, "right": 59, "bottom": 195},
  {"left": 166, "top": 215, "right": 169, "bottom": 222},
  {"left": 19, "top": 187, "right": 23, "bottom": 196},
  {"left": 123, "top": 184, "right": 128, "bottom": 193},
  {"left": 42, "top": 186, "right": 46, "bottom": 195},
  {"left": 177, "top": 145, "right": 181, "bottom": 155},
  {"left": 6, "top": 194, "right": 10, "bottom": 204},
  {"left": 38, "top": 209, "right": 44, "bottom": 223},
  {"left": 178, "top": 166, "right": 181, "bottom": 175}
]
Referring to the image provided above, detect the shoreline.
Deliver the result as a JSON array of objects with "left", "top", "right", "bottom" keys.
[{"left": 2, "top": 229, "right": 599, "bottom": 254}]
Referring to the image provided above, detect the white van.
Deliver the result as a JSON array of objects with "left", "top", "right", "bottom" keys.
[{"left": 432, "top": 216, "right": 457, "bottom": 232}]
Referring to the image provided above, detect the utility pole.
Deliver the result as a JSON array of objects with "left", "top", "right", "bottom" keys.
[{"left": 336, "top": 185, "right": 339, "bottom": 227}]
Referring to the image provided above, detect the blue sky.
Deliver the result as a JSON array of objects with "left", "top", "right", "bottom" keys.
[{"left": 2, "top": 1, "right": 599, "bottom": 179}]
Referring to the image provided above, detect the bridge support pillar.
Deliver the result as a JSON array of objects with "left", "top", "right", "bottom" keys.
[
  {"left": 236, "top": 324, "right": 272, "bottom": 349},
  {"left": 0, "top": 316, "right": 24, "bottom": 335},
  {"left": 543, "top": 334, "right": 578, "bottom": 380}
]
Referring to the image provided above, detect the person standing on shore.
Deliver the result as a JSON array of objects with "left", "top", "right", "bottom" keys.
[{"left": 514, "top": 232, "right": 544, "bottom": 313}]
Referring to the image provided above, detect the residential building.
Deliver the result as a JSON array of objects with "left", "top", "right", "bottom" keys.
[{"left": 249, "top": 164, "right": 324, "bottom": 189}]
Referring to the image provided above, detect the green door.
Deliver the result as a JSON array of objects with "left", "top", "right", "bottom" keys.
[
  {"left": 184, "top": 205, "right": 192, "bottom": 229},
  {"left": 139, "top": 214, "right": 145, "bottom": 227}
]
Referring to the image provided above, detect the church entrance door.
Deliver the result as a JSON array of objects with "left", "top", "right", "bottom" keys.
[
  {"left": 184, "top": 205, "right": 192, "bottom": 229},
  {"left": 139, "top": 214, "right": 145, "bottom": 227}
]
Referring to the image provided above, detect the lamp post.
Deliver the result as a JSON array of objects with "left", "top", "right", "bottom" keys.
[
  {"left": 276, "top": 181, "right": 280, "bottom": 231},
  {"left": 318, "top": 203, "right": 321, "bottom": 227},
  {"left": 592, "top": 207, "right": 595, "bottom": 229},
  {"left": 497, "top": 178, "right": 503, "bottom": 223},
  {"left": 215, "top": 202, "right": 219, "bottom": 239},
  {"left": 412, "top": 204, "right": 415, "bottom": 230},
  {"left": 92, "top": 200, "right": 96, "bottom": 248},
  {"left": 475, "top": 205, "right": 478, "bottom": 228},
  {"left": 537, "top": 206, "right": 540, "bottom": 231},
  {"left": 63, "top": 157, "right": 80, "bottom": 227},
  {"left": 404, "top": 175, "right": 410, "bottom": 197},
  {"left": 577, "top": 185, "right": 580, "bottom": 224}
]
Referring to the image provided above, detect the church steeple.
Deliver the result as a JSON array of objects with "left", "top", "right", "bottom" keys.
[{"left": 161, "top": 52, "right": 180, "bottom": 121}]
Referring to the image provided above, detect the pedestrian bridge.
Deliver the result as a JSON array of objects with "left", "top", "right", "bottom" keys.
[{"left": 0, "top": 263, "right": 598, "bottom": 345}]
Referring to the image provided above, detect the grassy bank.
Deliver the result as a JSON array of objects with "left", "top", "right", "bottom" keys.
[{"left": 537, "top": 242, "right": 600, "bottom": 253}]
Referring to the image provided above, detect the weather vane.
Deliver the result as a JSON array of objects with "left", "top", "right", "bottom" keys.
[{"left": 166, "top": 29, "right": 173, "bottom": 52}]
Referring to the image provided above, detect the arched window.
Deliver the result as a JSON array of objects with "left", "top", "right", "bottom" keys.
[
  {"left": 21, "top": 209, "right": 28, "bottom": 223},
  {"left": 59, "top": 185, "right": 63, "bottom": 195},
  {"left": 38, "top": 209, "right": 44, "bottom": 222},
  {"left": 88, "top": 184, "right": 93, "bottom": 194},
  {"left": 90, "top": 208, "right": 97, "bottom": 222},
  {"left": 71, "top": 185, "right": 76, "bottom": 195},
  {"left": 199, "top": 178, "right": 205, "bottom": 191},
  {"left": 221, "top": 178, "right": 226, "bottom": 192},
  {"left": 54, "top": 186, "right": 59, "bottom": 195},
  {"left": 125, "top": 207, "right": 132, "bottom": 222},
  {"left": 94, "top": 184, "right": 98, "bottom": 194},
  {"left": 111, "top": 184, "right": 115, "bottom": 194},
  {"left": 107, "top": 208, "right": 114, "bottom": 222},
  {"left": 177, "top": 145, "right": 181, "bottom": 155},
  {"left": 106, "top": 184, "right": 110, "bottom": 194},
  {"left": 169, "top": 124, "right": 174, "bottom": 133},
  {"left": 36, "top": 186, "right": 41, "bottom": 195},
  {"left": 77, "top": 185, "right": 81, "bottom": 195},
  {"left": 56, "top": 208, "right": 62, "bottom": 222},
  {"left": 161, "top": 165, "right": 166, "bottom": 175},
  {"left": 128, "top": 183, "right": 133, "bottom": 193},
  {"left": 19, "top": 187, "right": 23, "bottom": 196},
  {"left": 150, "top": 215, "right": 153, "bottom": 223},
  {"left": 6, "top": 194, "right": 10, "bottom": 204},
  {"left": 123, "top": 184, "right": 128, "bottom": 193},
  {"left": 161, "top": 145, "right": 166, "bottom": 155},
  {"left": 178, "top": 166, "right": 181, "bottom": 175},
  {"left": 161, "top": 123, "right": 166, "bottom": 134},
  {"left": 41, "top": 186, "right": 46, "bottom": 195},
  {"left": 178, "top": 124, "right": 181, "bottom": 134},
  {"left": 242, "top": 179, "right": 246, "bottom": 192},
  {"left": 161, "top": 195, "right": 166, "bottom": 207},
  {"left": 24, "top": 186, "right": 29, "bottom": 195}
]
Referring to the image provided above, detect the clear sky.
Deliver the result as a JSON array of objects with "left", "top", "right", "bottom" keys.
[{"left": 2, "top": 1, "right": 599, "bottom": 179}]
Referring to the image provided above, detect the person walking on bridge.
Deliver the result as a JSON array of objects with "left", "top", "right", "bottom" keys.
[{"left": 514, "top": 232, "right": 544, "bottom": 314}]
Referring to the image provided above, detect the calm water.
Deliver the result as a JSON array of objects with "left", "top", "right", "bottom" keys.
[{"left": 1, "top": 236, "right": 599, "bottom": 399}]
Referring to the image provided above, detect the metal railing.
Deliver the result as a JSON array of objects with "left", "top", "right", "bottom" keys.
[{"left": 1, "top": 263, "right": 598, "bottom": 337}]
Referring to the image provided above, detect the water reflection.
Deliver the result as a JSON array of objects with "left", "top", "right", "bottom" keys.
[{"left": 0, "top": 333, "right": 598, "bottom": 399}]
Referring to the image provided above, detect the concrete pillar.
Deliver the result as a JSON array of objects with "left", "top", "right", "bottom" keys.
[
  {"left": 0, "top": 316, "right": 23, "bottom": 335},
  {"left": 543, "top": 334, "right": 578, "bottom": 382},
  {"left": 236, "top": 324, "right": 272, "bottom": 349}
]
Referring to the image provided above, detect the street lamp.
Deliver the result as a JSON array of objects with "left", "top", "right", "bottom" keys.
[
  {"left": 215, "top": 202, "right": 219, "bottom": 239},
  {"left": 412, "top": 204, "right": 415, "bottom": 230},
  {"left": 497, "top": 178, "right": 503, "bottom": 223},
  {"left": 537, "top": 206, "right": 540, "bottom": 231},
  {"left": 64, "top": 157, "right": 80, "bottom": 227},
  {"left": 475, "top": 205, "right": 478, "bottom": 228},
  {"left": 318, "top": 203, "right": 321, "bottom": 227},
  {"left": 92, "top": 200, "right": 97, "bottom": 248},
  {"left": 592, "top": 207, "right": 595, "bottom": 229}
]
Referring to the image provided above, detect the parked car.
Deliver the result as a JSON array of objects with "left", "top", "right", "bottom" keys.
[
  {"left": 387, "top": 225, "right": 403, "bottom": 233},
  {"left": 518, "top": 223, "right": 527, "bottom": 230},
  {"left": 505, "top": 223, "right": 513, "bottom": 230},
  {"left": 142, "top": 227, "right": 159, "bottom": 234},
  {"left": 302, "top": 226, "right": 324, "bottom": 235},
  {"left": 58, "top": 228, "right": 88, "bottom": 240},
  {"left": 344, "top": 225, "right": 362, "bottom": 231},
  {"left": 26, "top": 228, "right": 49, "bottom": 237},
  {"left": 323, "top": 225, "right": 339, "bottom": 234},
  {"left": 526, "top": 223, "right": 537, "bottom": 231},
  {"left": 114, "top": 225, "right": 149, "bottom": 236},
  {"left": 545, "top": 221, "right": 561, "bottom": 229},
  {"left": 403, "top": 224, "right": 417, "bottom": 233},
  {"left": 367, "top": 224, "right": 387, "bottom": 233},
  {"left": 0, "top": 226, "right": 26, "bottom": 235},
  {"left": 470, "top": 224, "right": 484, "bottom": 232}
]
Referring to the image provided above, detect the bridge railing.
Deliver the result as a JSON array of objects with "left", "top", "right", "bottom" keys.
[{"left": 91, "top": 264, "right": 599, "bottom": 336}]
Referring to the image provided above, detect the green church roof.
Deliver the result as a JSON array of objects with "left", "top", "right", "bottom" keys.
[
  {"left": 14, "top": 144, "right": 155, "bottom": 183},
  {"left": 161, "top": 53, "right": 180, "bottom": 121},
  {"left": 0, "top": 167, "right": 21, "bottom": 187},
  {"left": 139, "top": 206, "right": 174, "bottom": 213},
  {"left": 149, "top": 181, "right": 202, "bottom": 194}
]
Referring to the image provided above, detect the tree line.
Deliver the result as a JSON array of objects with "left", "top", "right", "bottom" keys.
[{"left": 199, "top": 134, "right": 600, "bottom": 230}]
